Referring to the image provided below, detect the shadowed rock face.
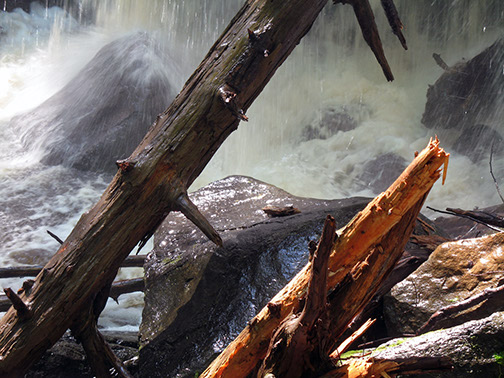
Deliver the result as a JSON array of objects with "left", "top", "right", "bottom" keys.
[
  {"left": 357, "top": 153, "right": 407, "bottom": 194},
  {"left": 422, "top": 38, "right": 504, "bottom": 131},
  {"left": 422, "top": 38, "right": 504, "bottom": 162},
  {"left": 13, "top": 31, "right": 177, "bottom": 175},
  {"left": 138, "top": 175, "right": 443, "bottom": 378},
  {"left": 139, "top": 176, "right": 372, "bottom": 377}
]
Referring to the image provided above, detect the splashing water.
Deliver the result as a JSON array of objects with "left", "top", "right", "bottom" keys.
[{"left": 1, "top": 0, "right": 503, "bottom": 329}]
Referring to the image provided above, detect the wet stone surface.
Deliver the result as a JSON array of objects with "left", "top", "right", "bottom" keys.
[
  {"left": 384, "top": 232, "right": 504, "bottom": 336},
  {"left": 12, "top": 31, "right": 177, "bottom": 175},
  {"left": 139, "top": 175, "right": 371, "bottom": 377}
]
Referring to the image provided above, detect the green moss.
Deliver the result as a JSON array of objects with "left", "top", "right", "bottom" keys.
[
  {"left": 339, "top": 349, "right": 364, "bottom": 359},
  {"left": 374, "top": 338, "right": 407, "bottom": 352},
  {"left": 162, "top": 256, "right": 182, "bottom": 265},
  {"left": 494, "top": 351, "right": 504, "bottom": 366}
]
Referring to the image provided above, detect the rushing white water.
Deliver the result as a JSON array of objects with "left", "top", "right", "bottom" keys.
[{"left": 0, "top": 1, "right": 503, "bottom": 330}]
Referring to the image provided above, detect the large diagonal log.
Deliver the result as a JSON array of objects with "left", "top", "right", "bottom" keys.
[
  {"left": 202, "top": 138, "right": 449, "bottom": 377},
  {"left": 0, "top": 1, "right": 331, "bottom": 375}
]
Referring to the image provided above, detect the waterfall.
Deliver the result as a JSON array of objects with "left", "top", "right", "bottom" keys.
[{"left": 0, "top": 0, "right": 503, "bottom": 329}]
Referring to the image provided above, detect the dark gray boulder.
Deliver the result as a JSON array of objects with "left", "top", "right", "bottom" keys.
[
  {"left": 357, "top": 153, "right": 408, "bottom": 194},
  {"left": 422, "top": 37, "right": 504, "bottom": 162},
  {"left": 139, "top": 176, "right": 371, "bottom": 377},
  {"left": 138, "top": 175, "right": 443, "bottom": 377},
  {"left": 422, "top": 38, "right": 504, "bottom": 131},
  {"left": 300, "top": 103, "right": 370, "bottom": 141},
  {"left": 13, "top": 31, "right": 177, "bottom": 175},
  {"left": 452, "top": 123, "right": 503, "bottom": 163}
]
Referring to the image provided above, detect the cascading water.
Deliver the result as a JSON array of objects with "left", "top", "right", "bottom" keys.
[{"left": 0, "top": 0, "right": 503, "bottom": 330}]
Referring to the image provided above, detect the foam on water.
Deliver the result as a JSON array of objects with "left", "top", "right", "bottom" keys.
[{"left": 1, "top": 0, "right": 503, "bottom": 330}]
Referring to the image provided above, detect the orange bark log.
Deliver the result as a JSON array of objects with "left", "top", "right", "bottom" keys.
[{"left": 202, "top": 138, "right": 449, "bottom": 378}]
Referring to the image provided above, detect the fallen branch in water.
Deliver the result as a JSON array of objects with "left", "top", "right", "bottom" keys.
[
  {"left": 0, "top": 278, "right": 145, "bottom": 312},
  {"left": 0, "top": 255, "right": 146, "bottom": 279}
]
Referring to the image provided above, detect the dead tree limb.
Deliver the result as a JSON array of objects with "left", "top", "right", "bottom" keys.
[
  {"left": 0, "top": 1, "right": 338, "bottom": 376},
  {"left": 381, "top": 0, "right": 407, "bottom": 49},
  {"left": 202, "top": 138, "right": 449, "bottom": 378},
  {"left": 0, "top": 278, "right": 144, "bottom": 312},
  {"left": 334, "top": 0, "right": 394, "bottom": 81},
  {"left": 71, "top": 306, "right": 134, "bottom": 378},
  {"left": 330, "top": 318, "right": 376, "bottom": 360},
  {"left": 427, "top": 206, "right": 504, "bottom": 232},
  {"left": 490, "top": 142, "right": 504, "bottom": 203},
  {"left": 324, "top": 356, "right": 452, "bottom": 377}
]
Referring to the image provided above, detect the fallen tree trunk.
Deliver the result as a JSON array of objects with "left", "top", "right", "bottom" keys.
[
  {"left": 0, "top": 1, "right": 333, "bottom": 375},
  {"left": 202, "top": 138, "right": 449, "bottom": 377}
]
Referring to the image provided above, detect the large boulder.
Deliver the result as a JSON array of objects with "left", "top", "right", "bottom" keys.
[
  {"left": 138, "top": 175, "right": 442, "bottom": 377},
  {"left": 139, "top": 176, "right": 371, "bottom": 377},
  {"left": 13, "top": 31, "right": 177, "bottom": 175},
  {"left": 422, "top": 37, "right": 504, "bottom": 162},
  {"left": 300, "top": 103, "right": 370, "bottom": 141},
  {"left": 384, "top": 232, "right": 504, "bottom": 336}
]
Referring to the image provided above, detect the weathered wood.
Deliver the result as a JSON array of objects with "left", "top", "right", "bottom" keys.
[
  {"left": 381, "top": 0, "right": 407, "bottom": 50},
  {"left": 335, "top": 0, "right": 394, "bottom": 81},
  {"left": 323, "top": 192, "right": 428, "bottom": 355},
  {"left": 330, "top": 318, "right": 376, "bottom": 360},
  {"left": 202, "top": 138, "right": 449, "bottom": 378},
  {"left": 427, "top": 206, "right": 504, "bottom": 232},
  {"left": 0, "top": 1, "right": 332, "bottom": 376},
  {"left": 0, "top": 278, "right": 144, "bottom": 312}
]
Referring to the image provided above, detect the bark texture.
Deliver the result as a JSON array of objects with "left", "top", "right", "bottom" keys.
[
  {"left": 202, "top": 138, "right": 449, "bottom": 378},
  {"left": 0, "top": 1, "right": 329, "bottom": 375}
]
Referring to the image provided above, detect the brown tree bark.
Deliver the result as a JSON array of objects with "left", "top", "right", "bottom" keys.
[{"left": 0, "top": 1, "right": 331, "bottom": 375}]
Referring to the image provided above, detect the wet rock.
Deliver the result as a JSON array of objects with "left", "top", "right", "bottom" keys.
[
  {"left": 372, "top": 311, "right": 504, "bottom": 377},
  {"left": 452, "top": 124, "right": 503, "bottom": 163},
  {"left": 422, "top": 38, "right": 504, "bottom": 132},
  {"left": 139, "top": 175, "right": 372, "bottom": 377},
  {"left": 357, "top": 153, "right": 408, "bottom": 194},
  {"left": 384, "top": 232, "right": 504, "bottom": 336},
  {"left": 138, "top": 175, "right": 443, "bottom": 377},
  {"left": 300, "top": 104, "right": 370, "bottom": 141},
  {"left": 12, "top": 31, "right": 177, "bottom": 175}
]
